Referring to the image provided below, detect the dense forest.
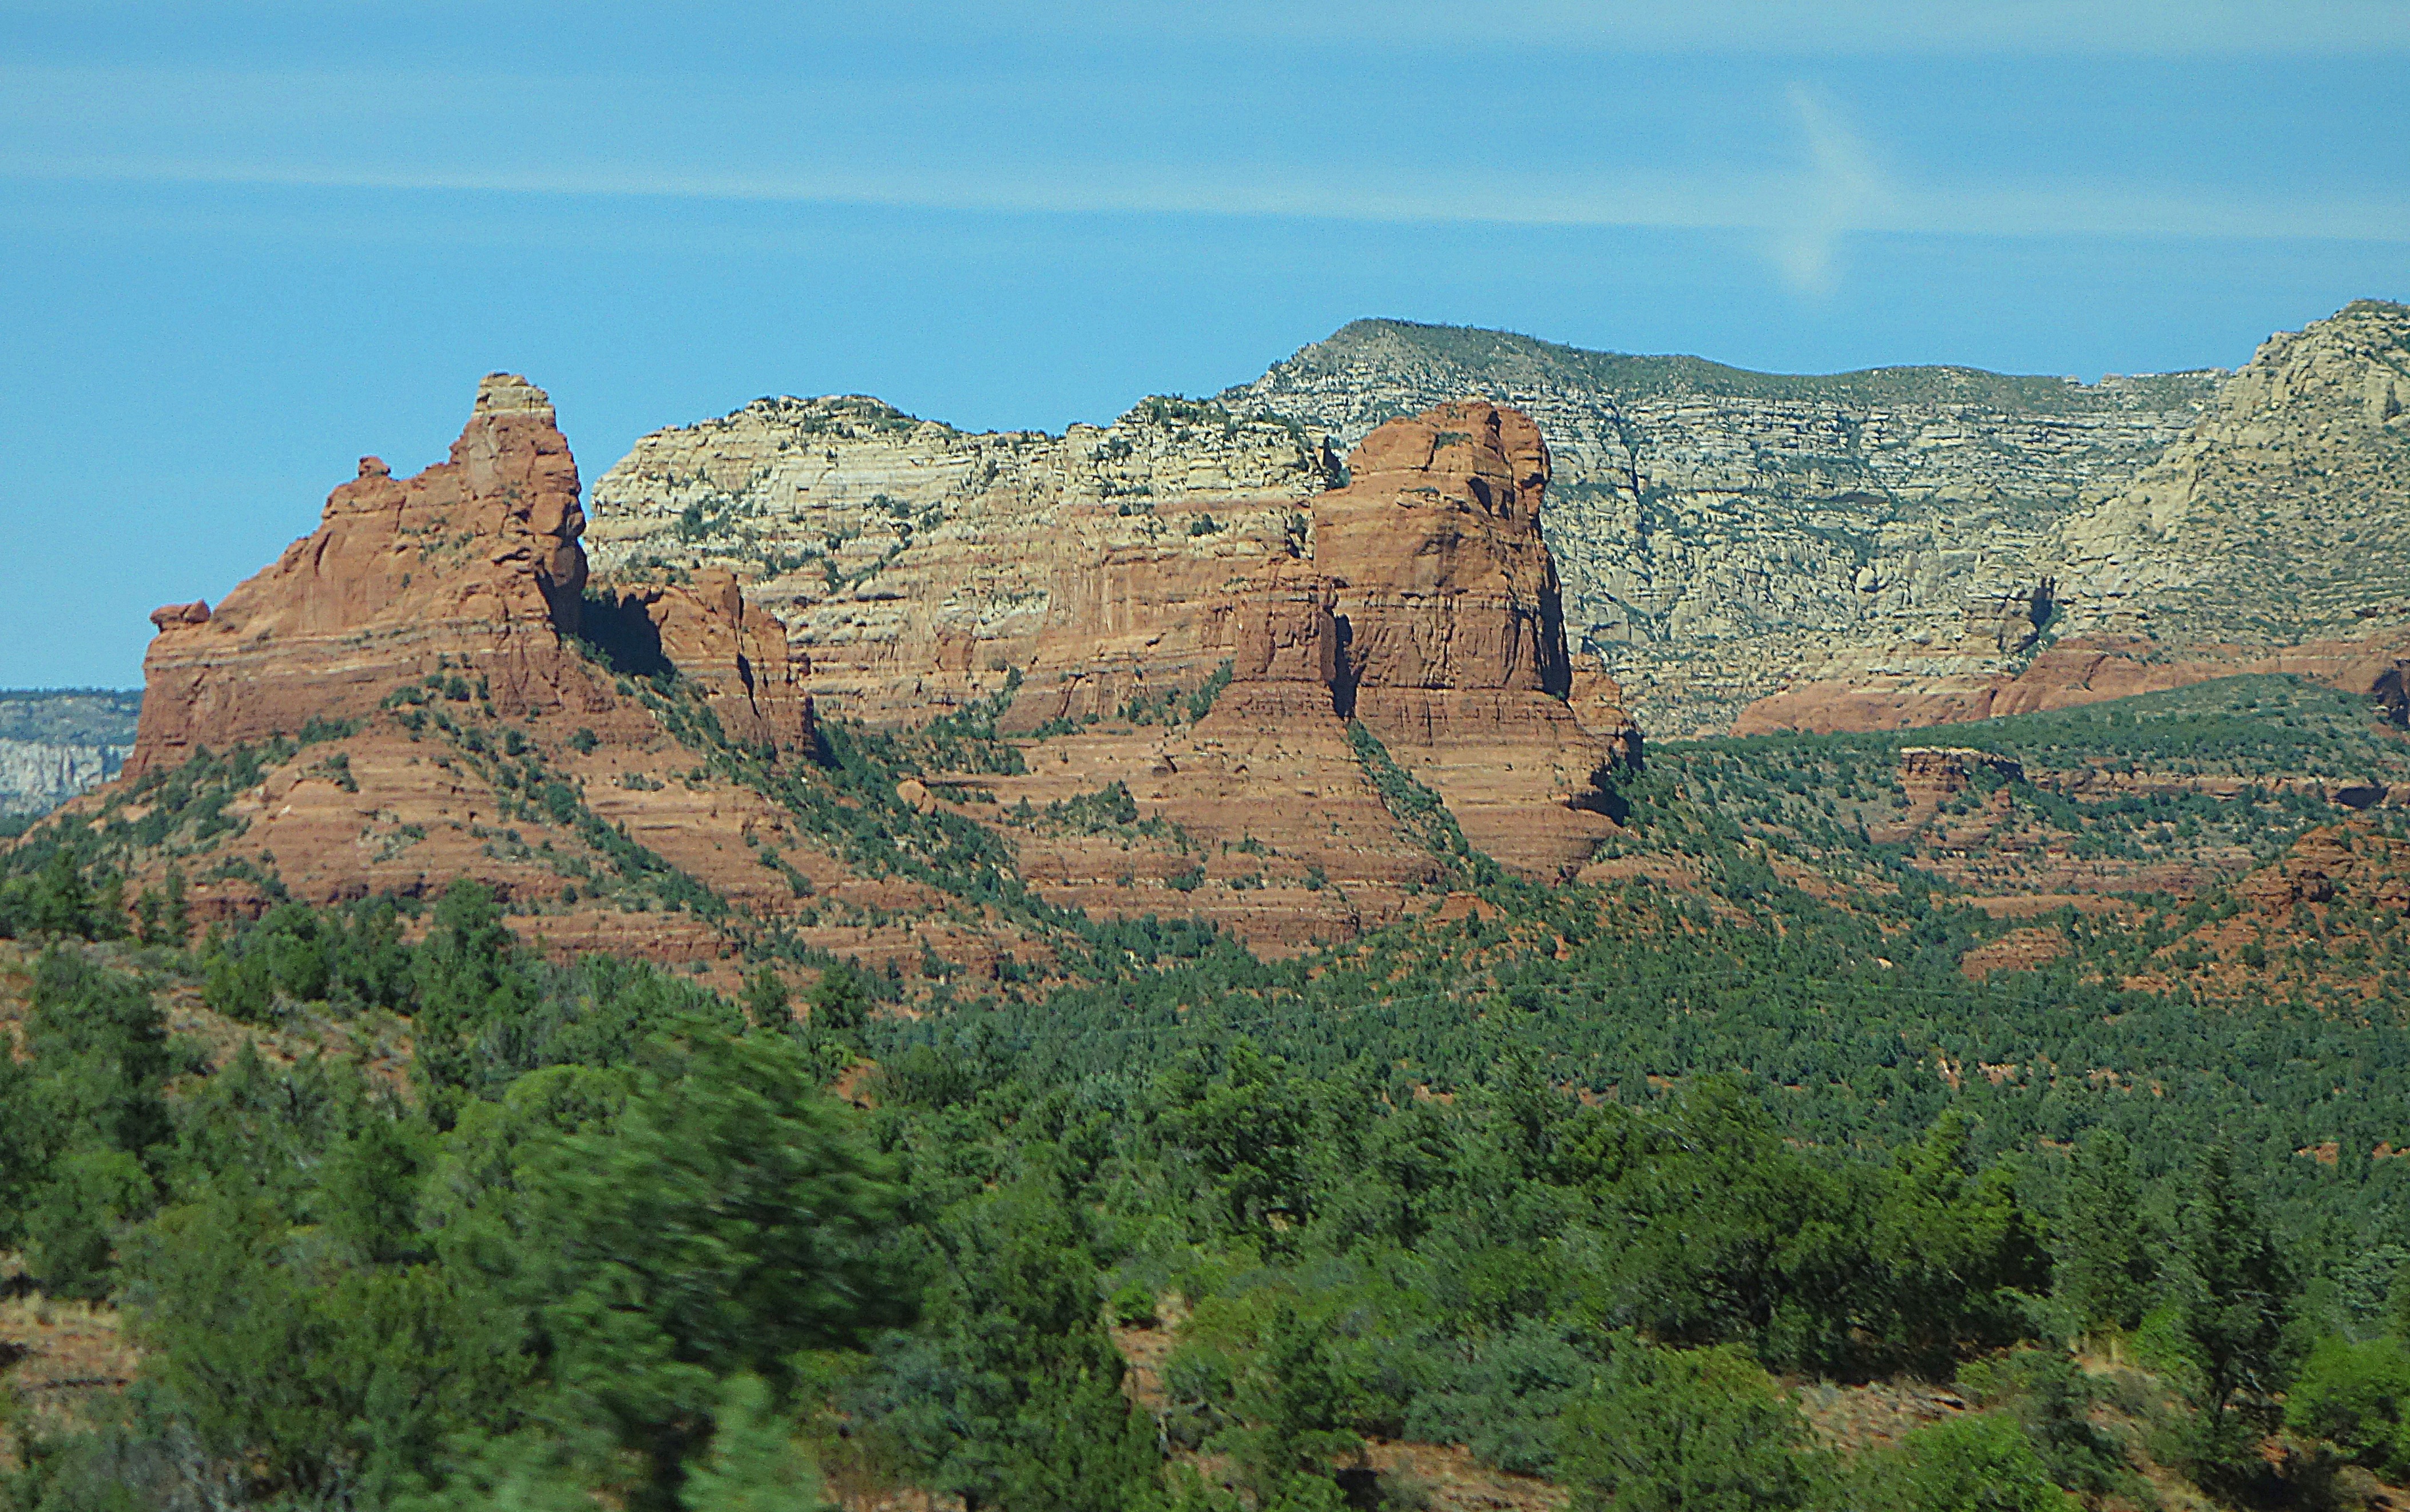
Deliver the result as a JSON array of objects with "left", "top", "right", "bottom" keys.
[{"left": 11, "top": 678, "right": 2410, "bottom": 1509}]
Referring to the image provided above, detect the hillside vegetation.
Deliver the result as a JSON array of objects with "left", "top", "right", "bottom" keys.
[{"left": 13, "top": 674, "right": 2410, "bottom": 1509}]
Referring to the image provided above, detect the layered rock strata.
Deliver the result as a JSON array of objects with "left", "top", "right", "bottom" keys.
[
  {"left": 1892, "top": 747, "right": 2026, "bottom": 833},
  {"left": 1228, "top": 319, "right": 2220, "bottom": 735},
  {"left": 938, "top": 399, "right": 1633, "bottom": 890},
  {"left": 64, "top": 377, "right": 1642, "bottom": 977},
  {"left": 1738, "top": 302, "right": 2410, "bottom": 732},
  {"left": 587, "top": 299, "right": 2410, "bottom": 742},
  {"left": 589, "top": 395, "right": 1335, "bottom": 725},
  {"left": 1305, "top": 402, "right": 1630, "bottom": 870},
  {"left": 132, "top": 376, "right": 819, "bottom": 776},
  {"left": 93, "top": 377, "right": 877, "bottom": 975},
  {"left": 597, "top": 390, "right": 1635, "bottom": 882},
  {"left": 133, "top": 375, "right": 604, "bottom": 774},
  {"left": 590, "top": 569, "right": 816, "bottom": 752}
]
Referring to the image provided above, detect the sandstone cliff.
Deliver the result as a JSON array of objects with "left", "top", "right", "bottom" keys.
[
  {"left": 588, "top": 569, "right": 816, "bottom": 753},
  {"left": 590, "top": 310, "right": 2410, "bottom": 747},
  {"left": 1735, "top": 301, "right": 2410, "bottom": 733},
  {"left": 89, "top": 376, "right": 862, "bottom": 970},
  {"left": 590, "top": 393, "right": 1629, "bottom": 911},
  {"left": 132, "top": 375, "right": 602, "bottom": 773},
  {"left": 589, "top": 395, "right": 1334, "bottom": 725},
  {"left": 53, "top": 376, "right": 1638, "bottom": 979},
  {"left": 1226, "top": 301, "right": 2410, "bottom": 740},
  {"left": 1226, "top": 319, "right": 2218, "bottom": 735},
  {"left": 1308, "top": 402, "right": 1629, "bottom": 871}
]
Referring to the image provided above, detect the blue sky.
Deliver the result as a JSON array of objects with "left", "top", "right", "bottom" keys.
[{"left": 3, "top": 1, "right": 2405, "bottom": 688}]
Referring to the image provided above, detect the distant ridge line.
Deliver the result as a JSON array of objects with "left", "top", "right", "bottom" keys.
[{"left": 1233, "top": 315, "right": 2224, "bottom": 415}]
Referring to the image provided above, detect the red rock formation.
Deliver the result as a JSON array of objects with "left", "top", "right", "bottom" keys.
[
  {"left": 960, "top": 399, "right": 1642, "bottom": 902},
  {"left": 132, "top": 375, "right": 601, "bottom": 773},
  {"left": 132, "top": 375, "right": 818, "bottom": 775},
  {"left": 1309, "top": 402, "right": 1629, "bottom": 871},
  {"left": 1897, "top": 747, "right": 2025, "bottom": 791},
  {"left": 1318, "top": 402, "right": 1569, "bottom": 708},
  {"left": 601, "top": 569, "right": 817, "bottom": 753},
  {"left": 1206, "top": 561, "right": 1340, "bottom": 688},
  {"left": 1877, "top": 747, "right": 2026, "bottom": 840},
  {"left": 87, "top": 380, "right": 1647, "bottom": 974},
  {"left": 996, "top": 542, "right": 1284, "bottom": 735},
  {"left": 1958, "top": 926, "right": 2070, "bottom": 981},
  {"left": 90, "top": 374, "right": 867, "bottom": 973}
]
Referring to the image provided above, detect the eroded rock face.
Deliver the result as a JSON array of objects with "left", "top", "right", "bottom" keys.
[
  {"left": 585, "top": 300, "right": 2410, "bottom": 742},
  {"left": 0, "top": 692, "right": 140, "bottom": 817},
  {"left": 1734, "top": 637, "right": 2219, "bottom": 735},
  {"left": 588, "top": 394, "right": 1332, "bottom": 725},
  {"left": 95, "top": 375, "right": 1642, "bottom": 971},
  {"left": 95, "top": 375, "right": 869, "bottom": 970},
  {"left": 1734, "top": 631, "right": 2410, "bottom": 738},
  {"left": 1884, "top": 747, "right": 2027, "bottom": 839},
  {"left": 1229, "top": 320, "right": 2218, "bottom": 736},
  {"left": 132, "top": 376, "right": 818, "bottom": 779},
  {"left": 2049, "top": 300, "right": 2410, "bottom": 642},
  {"left": 1206, "top": 562, "right": 1339, "bottom": 688},
  {"left": 1304, "top": 403, "right": 1629, "bottom": 870},
  {"left": 1735, "top": 301, "right": 2410, "bottom": 735},
  {"left": 593, "top": 390, "right": 1639, "bottom": 880},
  {"left": 597, "top": 570, "right": 817, "bottom": 753},
  {"left": 1897, "top": 747, "right": 2024, "bottom": 792},
  {"left": 1230, "top": 300, "right": 2410, "bottom": 739},
  {"left": 132, "top": 375, "right": 601, "bottom": 773},
  {"left": 1320, "top": 401, "right": 1568, "bottom": 707},
  {"left": 990, "top": 402, "right": 1637, "bottom": 877},
  {"left": 0, "top": 740, "right": 123, "bottom": 817},
  {"left": 2236, "top": 826, "right": 2410, "bottom": 915}
]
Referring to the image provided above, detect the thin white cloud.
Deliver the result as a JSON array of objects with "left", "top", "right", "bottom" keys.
[
  {"left": 1768, "top": 87, "right": 1899, "bottom": 295},
  {"left": 6, "top": 149, "right": 2405, "bottom": 248},
  {"left": 914, "top": 0, "right": 2410, "bottom": 55},
  {"left": 0, "top": 61, "right": 2403, "bottom": 247}
]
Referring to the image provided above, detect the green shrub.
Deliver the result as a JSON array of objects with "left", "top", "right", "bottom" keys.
[
  {"left": 1847, "top": 1413, "right": 2075, "bottom": 1511},
  {"left": 1555, "top": 1339, "right": 1824, "bottom": 1511},
  {"left": 26, "top": 1145, "right": 153, "bottom": 1298},
  {"left": 2286, "top": 1334, "right": 2410, "bottom": 1475},
  {"left": 1956, "top": 1348, "right": 2130, "bottom": 1499},
  {"left": 0, "top": 851, "right": 124, "bottom": 942},
  {"left": 1109, "top": 1281, "right": 1159, "bottom": 1329}
]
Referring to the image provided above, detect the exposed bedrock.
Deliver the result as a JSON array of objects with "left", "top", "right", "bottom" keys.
[{"left": 133, "top": 375, "right": 816, "bottom": 777}]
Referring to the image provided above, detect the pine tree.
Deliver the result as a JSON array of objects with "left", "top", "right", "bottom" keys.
[
  {"left": 2056, "top": 1129, "right": 2156, "bottom": 1342},
  {"left": 2163, "top": 1145, "right": 2294, "bottom": 1457}
]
